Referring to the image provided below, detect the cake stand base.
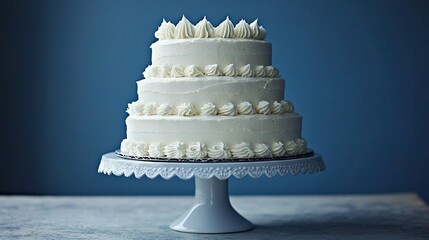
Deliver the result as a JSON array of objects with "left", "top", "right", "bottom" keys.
[
  {"left": 98, "top": 152, "right": 325, "bottom": 234},
  {"left": 170, "top": 177, "right": 253, "bottom": 233}
]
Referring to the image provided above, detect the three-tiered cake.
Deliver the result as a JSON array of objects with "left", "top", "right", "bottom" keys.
[{"left": 120, "top": 16, "right": 307, "bottom": 160}]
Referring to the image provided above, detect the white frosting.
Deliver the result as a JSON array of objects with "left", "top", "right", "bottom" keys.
[
  {"left": 281, "top": 100, "right": 295, "bottom": 113},
  {"left": 143, "top": 65, "right": 158, "bottom": 79},
  {"left": 239, "top": 64, "right": 254, "bottom": 77},
  {"left": 143, "top": 103, "right": 158, "bottom": 115},
  {"left": 156, "top": 103, "right": 176, "bottom": 116},
  {"left": 231, "top": 142, "right": 255, "bottom": 158},
  {"left": 170, "top": 64, "right": 185, "bottom": 78},
  {"left": 271, "top": 101, "right": 284, "bottom": 114},
  {"left": 174, "top": 16, "right": 194, "bottom": 39},
  {"left": 237, "top": 101, "right": 255, "bottom": 115},
  {"left": 157, "top": 64, "right": 172, "bottom": 78},
  {"left": 186, "top": 142, "right": 207, "bottom": 159},
  {"left": 272, "top": 141, "right": 286, "bottom": 157},
  {"left": 200, "top": 102, "right": 217, "bottom": 116},
  {"left": 155, "top": 16, "right": 266, "bottom": 40},
  {"left": 121, "top": 138, "right": 306, "bottom": 159},
  {"left": 127, "top": 100, "right": 294, "bottom": 117},
  {"left": 151, "top": 38, "right": 271, "bottom": 69},
  {"left": 138, "top": 77, "right": 284, "bottom": 109},
  {"left": 254, "top": 65, "right": 266, "bottom": 77},
  {"left": 222, "top": 64, "right": 238, "bottom": 77},
  {"left": 144, "top": 64, "right": 278, "bottom": 78},
  {"left": 265, "top": 66, "right": 278, "bottom": 77},
  {"left": 234, "top": 19, "right": 252, "bottom": 38},
  {"left": 204, "top": 64, "right": 221, "bottom": 76},
  {"left": 148, "top": 143, "right": 165, "bottom": 157},
  {"left": 177, "top": 102, "right": 197, "bottom": 116},
  {"left": 126, "top": 101, "right": 145, "bottom": 116},
  {"left": 164, "top": 141, "right": 186, "bottom": 158},
  {"left": 254, "top": 143, "right": 272, "bottom": 158},
  {"left": 249, "top": 19, "right": 260, "bottom": 39},
  {"left": 154, "top": 19, "right": 175, "bottom": 40},
  {"left": 284, "top": 138, "right": 307, "bottom": 155},
  {"left": 218, "top": 102, "right": 237, "bottom": 116},
  {"left": 208, "top": 142, "right": 231, "bottom": 159},
  {"left": 120, "top": 16, "right": 309, "bottom": 160},
  {"left": 256, "top": 101, "right": 271, "bottom": 115},
  {"left": 194, "top": 17, "right": 215, "bottom": 38},
  {"left": 126, "top": 114, "right": 302, "bottom": 148},
  {"left": 184, "top": 65, "right": 204, "bottom": 77},
  {"left": 257, "top": 26, "right": 266, "bottom": 40},
  {"left": 215, "top": 16, "right": 234, "bottom": 38}
]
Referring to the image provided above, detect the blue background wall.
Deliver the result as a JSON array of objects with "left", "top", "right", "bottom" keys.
[{"left": 1, "top": 0, "right": 428, "bottom": 201}]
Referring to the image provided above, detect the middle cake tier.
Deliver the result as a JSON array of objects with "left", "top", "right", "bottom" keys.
[{"left": 137, "top": 77, "right": 285, "bottom": 108}]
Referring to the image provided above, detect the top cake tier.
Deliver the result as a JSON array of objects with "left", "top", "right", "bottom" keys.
[
  {"left": 151, "top": 38, "right": 271, "bottom": 69},
  {"left": 150, "top": 16, "right": 271, "bottom": 69}
]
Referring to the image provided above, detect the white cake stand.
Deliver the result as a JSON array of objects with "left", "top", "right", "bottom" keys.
[{"left": 98, "top": 152, "right": 325, "bottom": 234}]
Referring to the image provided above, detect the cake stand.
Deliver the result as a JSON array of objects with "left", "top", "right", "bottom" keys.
[{"left": 98, "top": 151, "right": 325, "bottom": 234}]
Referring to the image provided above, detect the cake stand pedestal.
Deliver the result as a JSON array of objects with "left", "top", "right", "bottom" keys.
[{"left": 98, "top": 152, "right": 325, "bottom": 234}]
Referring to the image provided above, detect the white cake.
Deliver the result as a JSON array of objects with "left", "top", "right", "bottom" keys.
[{"left": 120, "top": 16, "right": 307, "bottom": 160}]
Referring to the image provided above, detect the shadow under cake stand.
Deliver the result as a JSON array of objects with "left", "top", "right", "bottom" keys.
[{"left": 98, "top": 151, "right": 325, "bottom": 234}]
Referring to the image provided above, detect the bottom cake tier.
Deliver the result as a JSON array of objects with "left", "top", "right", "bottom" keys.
[{"left": 121, "top": 114, "right": 307, "bottom": 159}]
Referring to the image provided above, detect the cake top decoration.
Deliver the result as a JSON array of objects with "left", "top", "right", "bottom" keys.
[{"left": 154, "top": 16, "right": 266, "bottom": 40}]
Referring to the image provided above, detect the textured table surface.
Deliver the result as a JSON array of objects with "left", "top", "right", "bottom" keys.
[{"left": 1, "top": 193, "right": 428, "bottom": 240}]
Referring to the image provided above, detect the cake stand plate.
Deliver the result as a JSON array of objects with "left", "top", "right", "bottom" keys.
[{"left": 98, "top": 152, "right": 325, "bottom": 234}]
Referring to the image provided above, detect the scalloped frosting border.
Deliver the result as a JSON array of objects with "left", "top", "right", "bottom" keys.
[
  {"left": 127, "top": 100, "right": 295, "bottom": 117},
  {"left": 155, "top": 16, "right": 266, "bottom": 40},
  {"left": 120, "top": 138, "right": 307, "bottom": 159},
  {"left": 143, "top": 64, "right": 279, "bottom": 79}
]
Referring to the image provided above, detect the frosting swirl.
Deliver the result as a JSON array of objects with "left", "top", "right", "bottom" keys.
[
  {"left": 215, "top": 16, "right": 234, "bottom": 38},
  {"left": 295, "top": 138, "right": 307, "bottom": 154},
  {"left": 222, "top": 64, "right": 238, "bottom": 77},
  {"left": 256, "top": 101, "right": 271, "bottom": 115},
  {"left": 174, "top": 15, "right": 194, "bottom": 39},
  {"left": 234, "top": 19, "right": 252, "bottom": 38},
  {"left": 264, "top": 66, "right": 279, "bottom": 77},
  {"left": 157, "top": 64, "right": 172, "bottom": 78},
  {"left": 249, "top": 19, "right": 260, "bottom": 39},
  {"left": 257, "top": 25, "right": 266, "bottom": 40},
  {"left": 120, "top": 139, "right": 133, "bottom": 154},
  {"left": 254, "top": 65, "right": 266, "bottom": 77},
  {"left": 254, "top": 143, "right": 272, "bottom": 158},
  {"left": 280, "top": 100, "right": 295, "bottom": 113},
  {"left": 239, "top": 64, "right": 254, "bottom": 77},
  {"left": 156, "top": 103, "right": 176, "bottom": 116},
  {"left": 186, "top": 142, "right": 207, "bottom": 159},
  {"left": 143, "top": 65, "right": 158, "bottom": 79},
  {"left": 237, "top": 101, "right": 255, "bottom": 115},
  {"left": 126, "top": 101, "right": 145, "bottom": 116},
  {"left": 285, "top": 140, "right": 299, "bottom": 155},
  {"left": 170, "top": 64, "right": 185, "bottom": 78},
  {"left": 204, "top": 64, "right": 221, "bottom": 76},
  {"left": 143, "top": 103, "right": 158, "bottom": 115},
  {"left": 272, "top": 142, "right": 286, "bottom": 157},
  {"left": 164, "top": 141, "right": 186, "bottom": 158},
  {"left": 177, "top": 102, "right": 197, "bottom": 116},
  {"left": 208, "top": 142, "right": 231, "bottom": 159},
  {"left": 200, "top": 102, "right": 217, "bottom": 116},
  {"left": 184, "top": 65, "right": 204, "bottom": 77},
  {"left": 154, "top": 19, "right": 175, "bottom": 40},
  {"left": 231, "top": 142, "right": 255, "bottom": 158},
  {"left": 218, "top": 102, "right": 237, "bottom": 116},
  {"left": 271, "top": 101, "right": 284, "bottom": 114},
  {"left": 148, "top": 143, "right": 165, "bottom": 157},
  {"left": 134, "top": 142, "right": 149, "bottom": 157},
  {"left": 194, "top": 16, "right": 215, "bottom": 38}
]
